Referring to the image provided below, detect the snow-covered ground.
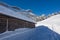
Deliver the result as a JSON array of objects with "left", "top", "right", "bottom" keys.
[
  {"left": 1, "top": 26, "right": 60, "bottom": 40},
  {"left": 0, "top": 28, "right": 31, "bottom": 39},
  {"left": 36, "top": 14, "right": 60, "bottom": 34}
]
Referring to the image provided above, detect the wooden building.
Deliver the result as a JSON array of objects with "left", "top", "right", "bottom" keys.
[{"left": 0, "top": 3, "right": 35, "bottom": 33}]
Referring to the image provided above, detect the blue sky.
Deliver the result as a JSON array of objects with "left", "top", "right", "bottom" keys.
[{"left": 1, "top": 0, "right": 60, "bottom": 16}]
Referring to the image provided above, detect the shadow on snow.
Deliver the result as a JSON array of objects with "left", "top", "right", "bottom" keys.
[{"left": 1, "top": 26, "right": 60, "bottom": 40}]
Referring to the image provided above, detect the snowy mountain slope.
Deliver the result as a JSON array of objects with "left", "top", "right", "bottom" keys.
[
  {"left": 1, "top": 26, "right": 60, "bottom": 40},
  {"left": 36, "top": 14, "right": 60, "bottom": 34}
]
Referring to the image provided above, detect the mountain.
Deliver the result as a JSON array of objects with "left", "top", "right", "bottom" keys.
[{"left": 18, "top": 9, "right": 38, "bottom": 21}]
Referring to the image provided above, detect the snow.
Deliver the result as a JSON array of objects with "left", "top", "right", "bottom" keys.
[
  {"left": 0, "top": 5, "right": 35, "bottom": 23},
  {"left": 36, "top": 14, "right": 60, "bottom": 34},
  {"left": 1, "top": 26, "right": 60, "bottom": 40},
  {"left": 0, "top": 28, "right": 31, "bottom": 39}
]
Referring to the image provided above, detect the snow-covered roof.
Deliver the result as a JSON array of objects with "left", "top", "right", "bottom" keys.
[{"left": 0, "top": 3, "right": 35, "bottom": 23}]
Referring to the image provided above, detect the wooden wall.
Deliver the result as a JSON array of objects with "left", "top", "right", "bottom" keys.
[
  {"left": 0, "top": 14, "right": 7, "bottom": 33},
  {"left": 0, "top": 14, "right": 35, "bottom": 33}
]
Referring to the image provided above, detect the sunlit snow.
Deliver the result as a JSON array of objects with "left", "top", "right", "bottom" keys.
[{"left": 36, "top": 14, "right": 60, "bottom": 34}]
